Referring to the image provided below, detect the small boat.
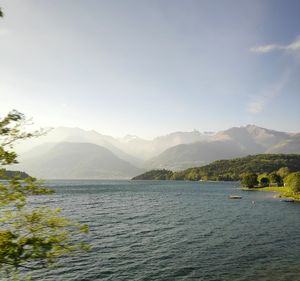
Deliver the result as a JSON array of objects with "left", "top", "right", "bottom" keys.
[
  {"left": 229, "top": 195, "right": 242, "bottom": 199},
  {"left": 280, "top": 199, "right": 294, "bottom": 203}
]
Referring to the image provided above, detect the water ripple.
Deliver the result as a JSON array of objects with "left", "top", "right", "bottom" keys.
[{"left": 26, "top": 180, "right": 300, "bottom": 281}]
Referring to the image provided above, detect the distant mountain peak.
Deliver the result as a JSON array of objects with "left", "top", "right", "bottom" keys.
[
  {"left": 14, "top": 142, "right": 143, "bottom": 179},
  {"left": 121, "top": 134, "right": 142, "bottom": 142},
  {"left": 15, "top": 124, "right": 300, "bottom": 176},
  {"left": 244, "top": 124, "right": 263, "bottom": 129}
]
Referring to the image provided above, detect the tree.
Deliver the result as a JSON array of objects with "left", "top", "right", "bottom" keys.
[
  {"left": 240, "top": 173, "right": 258, "bottom": 188},
  {"left": 0, "top": 111, "right": 89, "bottom": 280},
  {"left": 269, "top": 172, "right": 283, "bottom": 187},
  {"left": 284, "top": 172, "right": 300, "bottom": 193},
  {"left": 276, "top": 167, "right": 290, "bottom": 179},
  {"left": 186, "top": 169, "right": 200, "bottom": 181},
  {"left": 0, "top": 7, "right": 3, "bottom": 17},
  {"left": 258, "top": 173, "right": 269, "bottom": 187},
  {"left": 259, "top": 177, "right": 270, "bottom": 187}
]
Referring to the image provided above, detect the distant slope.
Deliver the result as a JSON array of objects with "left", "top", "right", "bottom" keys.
[
  {"left": 16, "top": 127, "right": 143, "bottom": 167},
  {"left": 145, "top": 140, "right": 247, "bottom": 170},
  {"left": 13, "top": 142, "right": 144, "bottom": 179},
  {"left": 145, "top": 125, "right": 294, "bottom": 170},
  {"left": 215, "top": 125, "right": 291, "bottom": 152},
  {"left": 117, "top": 130, "right": 214, "bottom": 160},
  {"left": 15, "top": 125, "right": 299, "bottom": 172},
  {"left": 133, "top": 154, "right": 300, "bottom": 181},
  {"left": 132, "top": 169, "right": 173, "bottom": 180},
  {"left": 267, "top": 133, "right": 300, "bottom": 154},
  {"left": 16, "top": 127, "right": 213, "bottom": 164},
  {"left": 0, "top": 169, "right": 30, "bottom": 179}
]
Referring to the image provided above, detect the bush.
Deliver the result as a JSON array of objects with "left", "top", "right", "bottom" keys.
[
  {"left": 241, "top": 173, "right": 258, "bottom": 188},
  {"left": 269, "top": 172, "right": 283, "bottom": 186},
  {"left": 259, "top": 177, "right": 270, "bottom": 187},
  {"left": 276, "top": 167, "right": 290, "bottom": 179},
  {"left": 284, "top": 172, "right": 300, "bottom": 193}
]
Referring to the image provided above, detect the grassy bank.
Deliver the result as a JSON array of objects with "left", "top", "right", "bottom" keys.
[{"left": 242, "top": 186, "right": 300, "bottom": 201}]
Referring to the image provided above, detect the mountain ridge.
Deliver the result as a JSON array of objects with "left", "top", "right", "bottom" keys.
[
  {"left": 14, "top": 142, "right": 144, "bottom": 179},
  {"left": 14, "top": 124, "right": 300, "bottom": 178},
  {"left": 146, "top": 125, "right": 299, "bottom": 170}
]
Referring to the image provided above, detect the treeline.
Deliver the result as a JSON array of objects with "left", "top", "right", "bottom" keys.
[
  {"left": 132, "top": 169, "right": 173, "bottom": 180},
  {"left": 241, "top": 170, "right": 300, "bottom": 195},
  {"left": 240, "top": 167, "right": 288, "bottom": 188},
  {"left": 0, "top": 169, "right": 30, "bottom": 180},
  {"left": 132, "top": 154, "right": 300, "bottom": 181}
]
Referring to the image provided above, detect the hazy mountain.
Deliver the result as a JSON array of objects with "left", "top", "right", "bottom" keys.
[
  {"left": 267, "top": 133, "right": 300, "bottom": 154},
  {"left": 16, "top": 127, "right": 214, "bottom": 163},
  {"left": 214, "top": 125, "right": 291, "bottom": 153},
  {"left": 116, "top": 130, "right": 214, "bottom": 160},
  {"left": 14, "top": 124, "right": 299, "bottom": 176},
  {"left": 16, "top": 127, "right": 142, "bottom": 167},
  {"left": 145, "top": 140, "right": 247, "bottom": 170},
  {"left": 13, "top": 142, "right": 143, "bottom": 179},
  {"left": 145, "top": 125, "right": 296, "bottom": 170}
]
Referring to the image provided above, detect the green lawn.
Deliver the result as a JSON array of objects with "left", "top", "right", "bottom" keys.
[
  {"left": 242, "top": 186, "right": 300, "bottom": 201},
  {"left": 259, "top": 186, "right": 289, "bottom": 192}
]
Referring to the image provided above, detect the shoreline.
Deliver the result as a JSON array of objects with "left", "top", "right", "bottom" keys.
[{"left": 241, "top": 186, "right": 300, "bottom": 201}]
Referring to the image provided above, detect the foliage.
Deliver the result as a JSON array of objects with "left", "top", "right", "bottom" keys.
[
  {"left": 258, "top": 173, "right": 268, "bottom": 184},
  {"left": 276, "top": 167, "right": 290, "bottom": 179},
  {"left": 183, "top": 168, "right": 200, "bottom": 181},
  {"left": 0, "top": 7, "right": 3, "bottom": 17},
  {"left": 0, "top": 169, "right": 29, "bottom": 180},
  {"left": 259, "top": 176, "right": 270, "bottom": 187},
  {"left": 284, "top": 172, "right": 300, "bottom": 193},
  {"left": 257, "top": 185, "right": 300, "bottom": 201},
  {"left": 132, "top": 169, "right": 173, "bottom": 180},
  {"left": 0, "top": 111, "right": 89, "bottom": 280},
  {"left": 240, "top": 173, "right": 258, "bottom": 188},
  {"left": 0, "top": 110, "right": 45, "bottom": 166},
  {"left": 133, "top": 154, "right": 300, "bottom": 182},
  {"left": 255, "top": 186, "right": 290, "bottom": 193},
  {"left": 269, "top": 172, "right": 283, "bottom": 186},
  {"left": 170, "top": 170, "right": 186, "bottom": 181}
]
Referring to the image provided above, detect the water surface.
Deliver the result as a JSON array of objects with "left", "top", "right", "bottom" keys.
[{"left": 27, "top": 180, "right": 300, "bottom": 281}]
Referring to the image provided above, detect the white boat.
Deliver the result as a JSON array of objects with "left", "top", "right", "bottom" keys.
[{"left": 229, "top": 195, "right": 242, "bottom": 199}]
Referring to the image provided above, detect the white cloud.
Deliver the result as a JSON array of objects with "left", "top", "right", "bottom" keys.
[
  {"left": 247, "top": 99, "right": 265, "bottom": 113},
  {"left": 250, "top": 44, "right": 282, "bottom": 53},
  {"left": 250, "top": 36, "right": 300, "bottom": 54},
  {"left": 288, "top": 38, "right": 300, "bottom": 51},
  {"left": 247, "top": 71, "right": 290, "bottom": 114}
]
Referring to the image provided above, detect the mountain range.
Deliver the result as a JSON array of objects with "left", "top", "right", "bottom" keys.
[{"left": 12, "top": 125, "right": 300, "bottom": 179}]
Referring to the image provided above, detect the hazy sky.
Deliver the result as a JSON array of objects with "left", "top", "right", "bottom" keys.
[{"left": 1, "top": 0, "right": 300, "bottom": 138}]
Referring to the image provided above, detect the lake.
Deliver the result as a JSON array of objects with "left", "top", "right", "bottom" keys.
[{"left": 27, "top": 180, "right": 300, "bottom": 281}]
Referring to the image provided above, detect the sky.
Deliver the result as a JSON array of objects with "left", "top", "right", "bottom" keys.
[{"left": 1, "top": 0, "right": 300, "bottom": 139}]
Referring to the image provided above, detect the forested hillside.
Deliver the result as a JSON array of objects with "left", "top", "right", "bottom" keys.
[
  {"left": 132, "top": 154, "right": 300, "bottom": 181},
  {"left": 0, "top": 169, "right": 29, "bottom": 179}
]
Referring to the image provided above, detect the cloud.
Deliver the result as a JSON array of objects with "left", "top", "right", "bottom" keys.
[
  {"left": 248, "top": 37, "right": 299, "bottom": 114},
  {"left": 247, "top": 99, "right": 265, "bottom": 113},
  {"left": 250, "top": 37, "right": 300, "bottom": 54},
  {"left": 247, "top": 70, "right": 290, "bottom": 114},
  {"left": 288, "top": 38, "right": 300, "bottom": 51},
  {"left": 250, "top": 44, "right": 282, "bottom": 53}
]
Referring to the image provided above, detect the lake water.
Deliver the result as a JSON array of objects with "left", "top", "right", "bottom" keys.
[{"left": 27, "top": 180, "right": 300, "bottom": 281}]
